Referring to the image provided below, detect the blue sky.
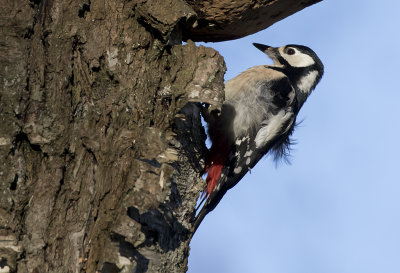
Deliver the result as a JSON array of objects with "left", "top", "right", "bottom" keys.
[{"left": 189, "top": 0, "right": 400, "bottom": 272}]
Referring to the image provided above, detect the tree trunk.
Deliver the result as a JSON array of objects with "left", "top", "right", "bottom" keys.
[{"left": 0, "top": 0, "right": 320, "bottom": 272}]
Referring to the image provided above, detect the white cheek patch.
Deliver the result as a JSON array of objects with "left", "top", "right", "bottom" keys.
[
  {"left": 298, "top": 70, "right": 318, "bottom": 93},
  {"left": 287, "top": 53, "right": 315, "bottom": 67},
  {"left": 279, "top": 47, "right": 315, "bottom": 67},
  {"left": 255, "top": 110, "right": 293, "bottom": 148}
]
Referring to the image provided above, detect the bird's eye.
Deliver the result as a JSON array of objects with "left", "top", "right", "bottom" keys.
[{"left": 286, "top": 48, "right": 296, "bottom": 55}]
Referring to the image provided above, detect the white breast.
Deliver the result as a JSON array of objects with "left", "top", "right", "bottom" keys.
[
  {"left": 254, "top": 110, "right": 294, "bottom": 148},
  {"left": 224, "top": 66, "right": 288, "bottom": 137}
]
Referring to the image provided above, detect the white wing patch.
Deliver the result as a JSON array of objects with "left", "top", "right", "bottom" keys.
[
  {"left": 235, "top": 136, "right": 249, "bottom": 145},
  {"left": 298, "top": 70, "right": 318, "bottom": 94},
  {"left": 254, "top": 110, "right": 293, "bottom": 148},
  {"left": 234, "top": 166, "right": 242, "bottom": 174}
]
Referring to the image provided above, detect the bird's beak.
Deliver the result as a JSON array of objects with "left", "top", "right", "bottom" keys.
[
  {"left": 253, "top": 43, "right": 271, "bottom": 52},
  {"left": 253, "top": 43, "right": 280, "bottom": 64}
]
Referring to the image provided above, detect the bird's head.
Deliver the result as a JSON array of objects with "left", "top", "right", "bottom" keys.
[{"left": 253, "top": 43, "right": 324, "bottom": 107}]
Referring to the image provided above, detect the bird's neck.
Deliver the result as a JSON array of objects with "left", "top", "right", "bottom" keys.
[
  {"left": 295, "top": 70, "right": 319, "bottom": 94},
  {"left": 267, "top": 65, "right": 319, "bottom": 110}
]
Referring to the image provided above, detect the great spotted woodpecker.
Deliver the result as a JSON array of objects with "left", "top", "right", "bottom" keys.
[{"left": 194, "top": 43, "right": 324, "bottom": 233}]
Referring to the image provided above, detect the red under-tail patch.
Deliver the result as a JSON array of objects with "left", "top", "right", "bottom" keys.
[
  {"left": 205, "top": 158, "right": 224, "bottom": 195},
  {"left": 204, "top": 141, "right": 230, "bottom": 195}
]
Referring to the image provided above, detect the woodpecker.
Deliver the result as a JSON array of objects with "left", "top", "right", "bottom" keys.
[{"left": 194, "top": 43, "right": 324, "bottom": 233}]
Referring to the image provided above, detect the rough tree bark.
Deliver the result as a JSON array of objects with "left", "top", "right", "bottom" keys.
[{"left": 0, "top": 0, "right": 320, "bottom": 272}]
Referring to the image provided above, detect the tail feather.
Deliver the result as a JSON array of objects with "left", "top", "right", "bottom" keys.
[
  {"left": 193, "top": 132, "right": 231, "bottom": 233},
  {"left": 193, "top": 142, "right": 229, "bottom": 232},
  {"left": 195, "top": 161, "right": 224, "bottom": 215}
]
